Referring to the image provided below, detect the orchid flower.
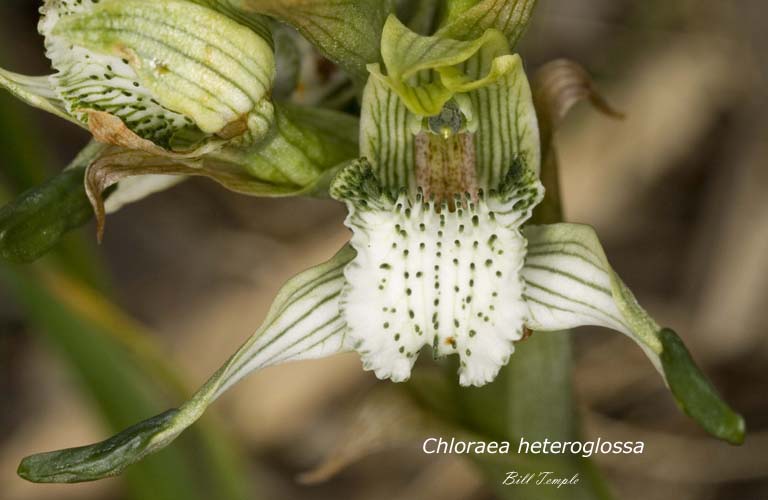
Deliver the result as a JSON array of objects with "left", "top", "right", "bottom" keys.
[
  {"left": 1, "top": 0, "right": 275, "bottom": 155},
  {"left": 2, "top": 3, "right": 743, "bottom": 484}
]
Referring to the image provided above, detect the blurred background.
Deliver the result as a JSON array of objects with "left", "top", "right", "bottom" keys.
[{"left": 0, "top": 0, "right": 766, "bottom": 499}]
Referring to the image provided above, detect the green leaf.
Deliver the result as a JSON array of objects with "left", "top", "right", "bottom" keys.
[
  {"left": 2, "top": 265, "right": 252, "bottom": 499},
  {"left": 238, "top": 0, "right": 393, "bottom": 84},
  {"left": 17, "top": 245, "right": 355, "bottom": 482},
  {"left": 522, "top": 223, "right": 745, "bottom": 444},
  {"left": 0, "top": 142, "right": 106, "bottom": 263},
  {"left": 438, "top": 0, "right": 538, "bottom": 46}
]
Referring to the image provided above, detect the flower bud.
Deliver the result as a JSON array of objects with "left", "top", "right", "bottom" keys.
[{"left": 39, "top": 0, "right": 275, "bottom": 153}]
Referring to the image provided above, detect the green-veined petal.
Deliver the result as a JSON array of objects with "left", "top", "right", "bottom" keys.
[
  {"left": 0, "top": 68, "right": 78, "bottom": 125},
  {"left": 359, "top": 74, "right": 417, "bottom": 191},
  {"left": 466, "top": 52, "right": 540, "bottom": 186},
  {"left": 17, "top": 245, "right": 355, "bottom": 483},
  {"left": 521, "top": 222, "right": 745, "bottom": 444}
]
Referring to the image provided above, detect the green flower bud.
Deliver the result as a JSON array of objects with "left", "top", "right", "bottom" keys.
[{"left": 39, "top": 0, "right": 275, "bottom": 153}]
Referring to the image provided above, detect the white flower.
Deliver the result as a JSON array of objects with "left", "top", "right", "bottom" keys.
[
  {"left": 2, "top": 0, "right": 275, "bottom": 154},
  {"left": 14, "top": 13, "right": 743, "bottom": 485}
]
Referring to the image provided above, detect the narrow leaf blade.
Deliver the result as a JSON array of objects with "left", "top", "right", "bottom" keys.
[{"left": 0, "top": 167, "right": 92, "bottom": 263}]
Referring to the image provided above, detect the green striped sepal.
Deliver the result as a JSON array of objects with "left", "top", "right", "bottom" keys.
[
  {"left": 331, "top": 160, "right": 543, "bottom": 386},
  {"left": 522, "top": 223, "right": 745, "bottom": 444},
  {"left": 190, "top": 0, "right": 274, "bottom": 43},
  {"left": 360, "top": 15, "right": 539, "bottom": 194},
  {"left": 241, "top": 0, "right": 389, "bottom": 85},
  {"left": 2, "top": 0, "right": 275, "bottom": 155},
  {"left": 17, "top": 245, "right": 354, "bottom": 483},
  {"left": 437, "top": 0, "right": 537, "bottom": 46}
]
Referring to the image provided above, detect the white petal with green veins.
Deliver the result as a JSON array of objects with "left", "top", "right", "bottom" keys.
[
  {"left": 332, "top": 161, "right": 543, "bottom": 386},
  {"left": 521, "top": 223, "right": 745, "bottom": 444},
  {"left": 360, "top": 74, "right": 417, "bottom": 191},
  {"left": 0, "top": 68, "right": 77, "bottom": 125},
  {"left": 467, "top": 54, "right": 540, "bottom": 186},
  {"left": 521, "top": 223, "right": 662, "bottom": 356}
]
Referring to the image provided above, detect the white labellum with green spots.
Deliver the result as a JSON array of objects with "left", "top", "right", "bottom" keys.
[{"left": 333, "top": 162, "right": 543, "bottom": 386}]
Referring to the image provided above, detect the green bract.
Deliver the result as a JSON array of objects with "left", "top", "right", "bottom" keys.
[{"left": 0, "top": 4, "right": 744, "bottom": 488}]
